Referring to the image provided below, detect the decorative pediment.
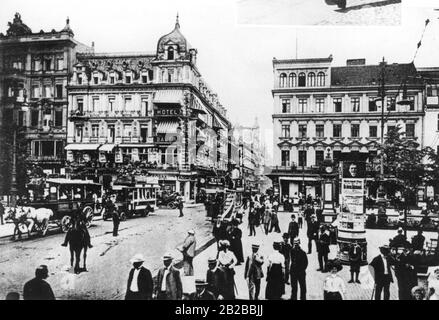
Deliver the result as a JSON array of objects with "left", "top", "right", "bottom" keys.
[{"left": 277, "top": 140, "right": 294, "bottom": 148}]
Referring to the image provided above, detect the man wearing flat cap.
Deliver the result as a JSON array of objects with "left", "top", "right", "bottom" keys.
[
  {"left": 23, "top": 265, "right": 55, "bottom": 300},
  {"left": 125, "top": 254, "right": 153, "bottom": 300},
  {"left": 154, "top": 252, "right": 182, "bottom": 300},
  {"left": 369, "top": 245, "right": 393, "bottom": 300},
  {"left": 290, "top": 238, "right": 308, "bottom": 300},
  {"left": 206, "top": 257, "right": 226, "bottom": 300},
  {"left": 189, "top": 279, "right": 216, "bottom": 300},
  {"left": 244, "top": 243, "right": 264, "bottom": 300}
]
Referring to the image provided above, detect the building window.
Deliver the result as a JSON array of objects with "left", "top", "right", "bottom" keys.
[
  {"left": 124, "top": 124, "right": 132, "bottom": 137},
  {"left": 77, "top": 75, "right": 83, "bottom": 85},
  {"left": 31, "top": 109, "right": 39, "bottom": 127},
  {"left": 141, "top": 97, "right": 149, "bottom": 114},
  {"left": 281, "top": 124, "right": 290, "bottom": 138},
  {"left": 33, "top": 60, "right": 41, "bottom": 71},
  {"left": 93, "top": 76, "right": 99, "bottom": 85},
  {"left": 108, "top": 97, "right": 115, "bottom": 112},
  {"left": 298, "top": 150, "right": 307, "bottom": 167},
  {"left": 56, "top": 59, "right": 64, "bottom": 70},
  {"left": 333, "top": 124, "right": 342, "bottom": 138},
  {"left": 124, "top": 96, "right": 132, "bottom": 111},
  {"left": 32, "top": 86, "right": 40, "bottom": 98},
  {"left": 55, "top": 85, "right": 63, "bottom": 99},
  {"left": 298, "top": 99, "right": 307, "bottom": 113},
  {"left": 315, "top": 150, "right": 324, "bottom": 166},
  {"left": 317, "top": 72, "right": 325, "bottom": 86},
  {"left": 333, "top": 150, "right": 341, "bottom": 161},
  {"left": 279, "top": 73, "right": 287, "bottom": 88},
  {"left": 282, "top": 99, "right": 291, "bottom": 113},
  {"left": 369, "top": 97, "right": 377, "bottom": 111},
  {"left": 125, "top": 75, "right": 132, "bottom": 84},
  {"left": 333, "top": 98, "right": 342, "bottom": 112},
  {"left": 55, "top": 141, "right": 63, "bottom": 157},
  {"left": 91, "top": 124, "right": 99, "bottom": 137},
  {"left": 168, "top": 47, "right": 174, "bottom": 60},
  {"left": 351, "top": 124, "right": 360, "bottom": 138},
  {"left": 387, "top": 125, "right": 396, "bottom": 135},
  {"left": 44, "top": 59, "right": 52, "bottom": 71},
  {"left": 299, "top": 124, "right": 307, "bottom": 139},
  {"left": 110, "top": 75, "right": 115, "bottom": 84},
  {"left": 298, "top": 73, "right": 306, "bottom": 87},
  {"left": 34, "top": 141, "right": 40, "bottom": 156},
  {"left": 437, "top": 114, "right": 439, "bottom": 131},
  {"left": 41, "top": 141, "right": 55, "bottom": 156},
  {"left": 142, "top": 75, "right": 148, "bottom": 83},
  {"left": 408, "top": 96, "right": 415, "bottom": 111},
  {"left": 316, "top": 124, "right": 324, "bottom": 138},
  {"left": 351, "top": 97, "right": 360, "bottom": 112},
  {"left": 44, "top": 85, "right": 52, "bottom": 98},
  {"left": 77, "top": 98, "right": 84, "bottom": 112},
  {"left": 54, "top": 110, "right": 63, "bottom": 127},
  {"left": 307, "top": 72, "right": 316, "bottom": 87},
  {"left": 406, "top": 123, "right": 415, "bottom": 138},
  {"left": 289, "top": 73, "right": 297, "bottom": 87},
  {"left": 92, "top": 97, "right": 100, "bottom": 112},
  {"left": 281, "top": 150, "right": 290, "bottom": 166},
  {"left": 369, "top": 125, "right": 377, "bottom": 138},
  {"left": 316, "top": 98, "right": 325, "bottom": 113},
  {"left": 141, "top": 127, "right": 148, "bottom": 142},
  {"left": 387, "top": 97, "right": 396, "bottom": 111},
  {"left": 75, "top": 125, "right": 82, "bottom": 141}
]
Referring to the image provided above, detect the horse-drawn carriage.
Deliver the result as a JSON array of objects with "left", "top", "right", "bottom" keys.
[{"left": 8, "top": 178, "right": 103, "bottom": 238}]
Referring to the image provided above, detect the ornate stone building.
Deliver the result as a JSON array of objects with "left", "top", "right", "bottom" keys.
[
  {"left": 269, "top": 56, "right": 429, "bottom": 200},
  {"left": 66, "top": 18, "right": 231, "bottom": 201},
  {"left": 0, "top": 13, "right": 92, "bottom": 195}
]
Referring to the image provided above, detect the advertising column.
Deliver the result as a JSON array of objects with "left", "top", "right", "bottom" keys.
[{"left": 337, "top": 161, "right": 368, "bottom": 265}]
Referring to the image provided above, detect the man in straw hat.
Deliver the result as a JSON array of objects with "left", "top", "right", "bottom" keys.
[
  {"left": 178, "top": 229, "right": 196, "bottom": 276},
  {"left": 189, "top": 279, "right": 216, "bottom": 300},
  {"left": 125, "top": 254, "right": 153, "bottom": 300},
  {"left": 154, "top": 252, "right": 182, "bottom": 300},
  {"left": 290, "top": 238, "right": 308, "bottom": 300},
  {"left": 369, "top": 245, "right": 393, "bottom": 300},
  {"left": 244, "top": 243, "right": 264, "bottom": 300}
]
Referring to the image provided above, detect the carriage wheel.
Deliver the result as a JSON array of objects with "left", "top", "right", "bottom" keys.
[
  {"left": 61, "top": 216, "right": 71, "bottom": 233},
  {"left": 18, "top": 223, "right": 29, "bottom": 234},
  {"left": 168, "top": 202, "right": 176, "bottom": 210},
  {"left": 120, "top": 212, "right": 127, "bottom": 221}
]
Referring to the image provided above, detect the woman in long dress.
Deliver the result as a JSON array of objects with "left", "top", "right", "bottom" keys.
[
  {"left": 227, "top": 220, "right": 244, "bottom": 265},
  {"left": 265, "top": 241, "right": 285, "bottom": 300},
  {"left": 217, "top": 240, "right": 237, "bottom": 299}
]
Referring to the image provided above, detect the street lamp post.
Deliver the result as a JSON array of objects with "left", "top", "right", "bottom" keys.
[{"left": 377, "top": 58, "right": 387, "bottom": 206}]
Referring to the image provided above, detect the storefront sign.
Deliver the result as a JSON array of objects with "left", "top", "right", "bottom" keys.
[
  {"left": 146, "top": 176, "right": 159, "bottom": 185},
  {"left": 207, "top": 177, "right": 224, "bottom": 186},
  {"left": 115, "top": 149, "right": 123, "bottom": 163},
  {"left": 155, "top": 134, "right": 178, "bottom": 143},
  {"left": 155, "top": 108, "right": 182, "bottom": 116},
  {"left": 132, "top": 148, "right": 139, "bottom": 162},
  {"left": 67, "top": 150, "right": 74, "bottom": 162}
]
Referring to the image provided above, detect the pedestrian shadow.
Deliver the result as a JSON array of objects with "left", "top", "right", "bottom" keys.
[{"left": 335, "top": 0, "right": 401, "bottom": 13}]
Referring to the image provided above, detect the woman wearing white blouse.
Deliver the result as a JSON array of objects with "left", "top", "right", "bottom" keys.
[
  {"left": 323, "top": 260, "right": 346, "bottom": 300},
  {"left": 217, "top": 240, "right": 237, "bottom": 299}
]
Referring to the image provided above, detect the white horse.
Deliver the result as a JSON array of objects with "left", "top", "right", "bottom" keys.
[{"left": 9, "top": 206, "right": 54, "bottom": 239}]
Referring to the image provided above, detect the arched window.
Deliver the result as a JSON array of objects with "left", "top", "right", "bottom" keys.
[
  {"left": 308, "top": 72, "right": 316, "bottom": 87},
  {"left": 289, "top": 73, "right": 297, "bottom": 87},
  {"left": 317, "top": 72, "right": 326, "bottom": 86},
  {"left": 298, "top": 73, "right": 306, "bottom": 87},
  {"left": 168, "top": 47, "right": 174, "bottom": 60},
  {"left": 279, "top": 73, "right": 287, "bottom": 88}
]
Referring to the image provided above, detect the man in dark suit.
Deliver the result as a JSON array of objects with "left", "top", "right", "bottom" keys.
[
  {"left": 369, "top": 245, "right": 393, "bottom": 300},
  {"left": 125, "top": 254, "right": 153, "bottom": 300},
  {"left": 390, "top": 227, "right": 409, "bottom": 248},
  {"left": 316, "top": 225, "right": 330, "bottom": 272},
  {"left": 154, "top": 253, "right": 183, "bottom": 300},
  {"left": 290, "top": 238, "right": 308, "bottom": 300},
  {"left": 287, "top": 215, "right": 299, "bottom": 245},
  {"left": 189, "top": 279, "right": 216, "bottom": 300},
  {"left": 206, "top": 257, "right": 226, "bottom": 300},
  {"left": 23, "top": 265, "right": 55, "bottom": 300},
  {"left": 244, "top": 243, "right": 264, "bottom": 300},
  {"left": 306, "top": 215, "right": 319, "bottom": 254},
  {"left": 279, "top": 234, "right": 292, "bottom": 284}
]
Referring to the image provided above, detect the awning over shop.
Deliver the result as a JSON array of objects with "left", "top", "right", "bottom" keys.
[
  {"left": 156, "top": 121, "right": 179, "bottom": 134},
  {"left": 98, "top": 144, "right": 116, "bottom": 152},
  {"left": 154, "top": 90, "right": 182, "bottom": 104},
  {"left": 190, "top": 95, "right": 207, "bottom": 114},
  {"left": 118, "top": 144, "right": 155, "bottom": 148},
  {"left": 278, "top": 176, "right": 321, "bottom": 182},
  {"left": 65, "top": 144, "right": 100, "bottom": 151}
]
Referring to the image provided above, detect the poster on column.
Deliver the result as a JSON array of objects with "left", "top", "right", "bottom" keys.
[{"left": 341, "top": 178, "right": 364, "bottom": 215}]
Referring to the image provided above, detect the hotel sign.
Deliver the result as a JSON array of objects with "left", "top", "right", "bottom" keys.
[{"left": 155, "top": 108, "right": 182, "bottom": 116}]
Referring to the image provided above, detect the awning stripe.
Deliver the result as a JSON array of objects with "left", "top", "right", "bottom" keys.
[
  {"left": 98, "top": 144, "right": 116, "bottom": 152},
  {"left": 65, "top": 144, "right": 100, "bottom": 151},
  {"left": 157, "top": 121, "right": 179, "bottom": 134},
  {"left": 154, "top": 90, "right": 182, "bottom": 104}
]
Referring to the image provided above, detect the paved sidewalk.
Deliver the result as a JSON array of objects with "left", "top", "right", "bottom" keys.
[{"left": 193, "top": 208, "right": 438, "bottom": 300}]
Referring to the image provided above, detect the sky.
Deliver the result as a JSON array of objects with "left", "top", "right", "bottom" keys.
[{"left": 1, "top": 0, "right": 439, "bottom": 164}]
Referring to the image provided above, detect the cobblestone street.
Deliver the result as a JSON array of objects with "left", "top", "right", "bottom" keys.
[{"left": 237, "top": 0, "right": 401, "bottom": 25}]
